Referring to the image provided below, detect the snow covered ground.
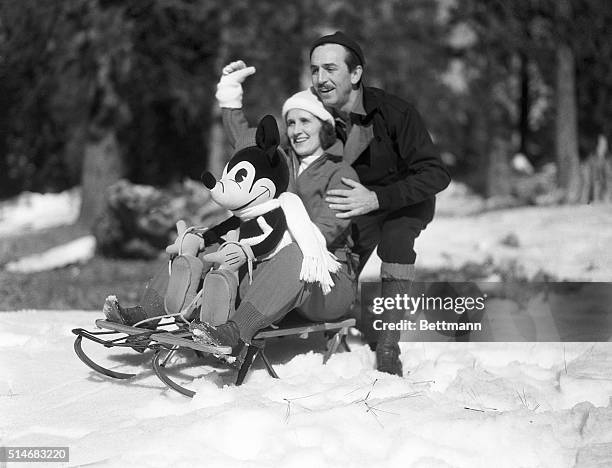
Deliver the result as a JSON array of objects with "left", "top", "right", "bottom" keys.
[
  {"left": 414, "top": 203, "right": 612, "bottom": 281},
  {"left": 1, "top": 188, "right": 612, "bottom": 466},
  {"left": 360, "top": 202, "right": 612, "bottom": 283},
  {"left": 1, "top": 311, "right": 611, "bottom": 467}
]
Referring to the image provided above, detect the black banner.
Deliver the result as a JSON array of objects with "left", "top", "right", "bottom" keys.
[{"left": 360, "top": 282, "right": 612, "bottom": 342}]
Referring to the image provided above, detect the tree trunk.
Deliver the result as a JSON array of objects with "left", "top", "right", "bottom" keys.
[
  {"left": 79, "top": 131, "right": 124, "bottom": 226},
  {"left": 519, "top": 51, "right": 530, "bottom": 156},
  {"left": 487, "top": 136, "right": 512, "bottom": 197},
  {"left": 206, "top": 9, "right": 231, "bottom": 178},
  {"left": 78, "top": 55, "right": 128, "bottom": 227},
  {"left": 64, "top": 123, "right": 88, "bottom": 185},
  {"left": 578, "top": 135, "right": 612, "bottom": 204},
  {"left": 555, "top": 2, "right": 581, "bottom": 203},
  {"left": 207, "top": 106, "right": 228, "bottom": 178},
  {"left": 482, "top": 50, "right": 511, "bottom": 198}
]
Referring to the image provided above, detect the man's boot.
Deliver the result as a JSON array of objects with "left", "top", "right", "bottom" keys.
[{"left": 375, "top": 278, "right": 413, "bottom": 376}]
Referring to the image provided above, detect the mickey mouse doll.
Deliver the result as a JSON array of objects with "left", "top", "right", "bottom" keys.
[{"left": 190, "top": 115, "right": 340, "bottom": 355}]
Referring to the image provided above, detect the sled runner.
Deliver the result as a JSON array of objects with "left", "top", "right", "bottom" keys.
[
  {"left": 72, "top": 318, "right": 231, "bottom": 395},
  {"left": 73, "top": 316, "right": 354, "bottom": 398}
]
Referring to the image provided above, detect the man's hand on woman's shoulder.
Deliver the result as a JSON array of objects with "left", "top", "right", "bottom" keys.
[{"left": 326, "top": 177, "right": 380, "bottom": 218}]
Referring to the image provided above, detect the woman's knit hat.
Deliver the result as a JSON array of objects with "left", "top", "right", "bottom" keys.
[{"left": 281, "top": 89, "right": 335, "bottom": 127}]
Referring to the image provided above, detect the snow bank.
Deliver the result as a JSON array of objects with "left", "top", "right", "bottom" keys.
[
  {"left": 4, "top": 235, "right": 96, "bottom": 273},
  {"left": 416, "top": 204, "right": 612, "bottom": 280},
  {"left": 0, "top": 189, "right": 80, "bottom": 236},
  {"left": 361, "top": 204, "right": 612, "bottom": 282},
  {"left": 1, "top": 311, "right": 611, "bottom": 467}
]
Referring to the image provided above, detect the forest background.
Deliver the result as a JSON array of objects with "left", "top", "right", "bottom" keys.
[{"left": 2, "top": 0, "right": 611, "bottom": 214}]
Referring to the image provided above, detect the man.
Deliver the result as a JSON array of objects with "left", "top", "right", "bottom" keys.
[{"left": 310, "top": 31, "right": 451, "bottom": 376}]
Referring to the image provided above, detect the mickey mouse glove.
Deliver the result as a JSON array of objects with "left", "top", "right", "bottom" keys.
[
  {"left": 215, "top": 60, "right": 256, "bottom": 109},
  {"left": 165, "top": 220, "right": 205, "bottom": 257}
]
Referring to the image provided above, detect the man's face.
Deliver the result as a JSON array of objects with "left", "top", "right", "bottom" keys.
[{"left": 310, "top": 44, "right": 360, "bottom": 110}]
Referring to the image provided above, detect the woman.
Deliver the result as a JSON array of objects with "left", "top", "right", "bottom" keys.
[{"left": 217, "top": 61, "right": 358, "bottom": 324}]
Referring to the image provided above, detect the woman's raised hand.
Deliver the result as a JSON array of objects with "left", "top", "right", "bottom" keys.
[
  {"left": 216, "top": 60, "right": 256, "bottom": 109},
  {"left": 221, "top": 60, "right": 256, "bottom": 82}
]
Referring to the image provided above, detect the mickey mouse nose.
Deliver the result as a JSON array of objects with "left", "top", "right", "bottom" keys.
[{"left": 201, "top": 171, "right": 216, "bottom": 189}]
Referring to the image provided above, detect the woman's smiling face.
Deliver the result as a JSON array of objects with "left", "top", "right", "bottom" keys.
[{"left": 286, "top": 109, "right": 324, "bottom": 159}]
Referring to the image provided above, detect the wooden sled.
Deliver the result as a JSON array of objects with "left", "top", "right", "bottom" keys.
[{"left": 73, "top": 316, "right": 355, "bottom": 398}]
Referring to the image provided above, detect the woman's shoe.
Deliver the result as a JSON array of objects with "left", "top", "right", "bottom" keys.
[
  {"left": 103, "top": 296, "right": 149, "bottom": 326},
  {"left": 189, "top": 320, "right": 245, "bottom": 365}
]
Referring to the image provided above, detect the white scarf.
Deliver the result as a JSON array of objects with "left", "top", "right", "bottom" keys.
[{"left": 231, "top": 193, "right": 340, "bottom": 294}]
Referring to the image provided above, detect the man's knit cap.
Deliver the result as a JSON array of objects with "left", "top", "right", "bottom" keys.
[{"left": 309, "top": 31, "right": 365, "bottom": 67}]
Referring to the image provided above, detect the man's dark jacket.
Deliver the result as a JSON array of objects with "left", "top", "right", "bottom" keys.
[{"left": 354, "top": 87, "right": 450, "bottom": 228}]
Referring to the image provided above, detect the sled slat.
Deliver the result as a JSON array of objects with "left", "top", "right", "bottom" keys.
[
  {"left": 149, "top": 333, "right": 232, "bottom": 355},
  {"left": 254, "top": 318, "right": 355, "bottom": 339},
  {"left": 95, "top": 319, "right": 158, "bottom": 335}
]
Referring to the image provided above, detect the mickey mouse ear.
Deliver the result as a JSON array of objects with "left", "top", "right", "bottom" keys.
[{"left": 255, "top": 115, "right": 280, "bottom": 151}]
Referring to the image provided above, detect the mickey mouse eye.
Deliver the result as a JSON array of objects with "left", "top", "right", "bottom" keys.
[{"left": 235, "top": 168, "right": 248, "bottom": 183}]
